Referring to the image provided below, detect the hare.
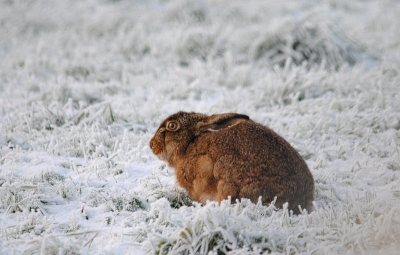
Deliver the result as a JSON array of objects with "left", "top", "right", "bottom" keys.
[{"left": 149, "top": 111, "right": 314, "bottom": 214}]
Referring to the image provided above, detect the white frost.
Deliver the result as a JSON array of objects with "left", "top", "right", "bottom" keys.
[{"left": 1, "top": 0, "right": 400, "bottom": 254}]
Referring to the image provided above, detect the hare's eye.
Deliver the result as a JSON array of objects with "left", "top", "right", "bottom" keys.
[{"left": 167, "top": 121, "right": 179, "bottom": 131}]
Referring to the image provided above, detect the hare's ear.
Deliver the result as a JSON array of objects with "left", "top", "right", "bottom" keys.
[{"left": 196, "top": 113, "right": 249, "bottom": 134}]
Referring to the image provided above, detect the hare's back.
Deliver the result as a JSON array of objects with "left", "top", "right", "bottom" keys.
[{"left": 198, "top": 120, "right": 309, "bottom": 177}]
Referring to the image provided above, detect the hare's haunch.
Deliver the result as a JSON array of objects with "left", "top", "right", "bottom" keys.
[{"left": 149, "top": 112, "right": 314, "bottom": 214}]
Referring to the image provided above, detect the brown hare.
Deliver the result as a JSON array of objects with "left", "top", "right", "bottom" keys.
[{"left": 149, "top": 111, "right": 314, "bottom": 214}]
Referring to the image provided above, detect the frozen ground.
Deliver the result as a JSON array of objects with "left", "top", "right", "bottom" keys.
[{"left": 1, "top": 0, "right": 400, "bottom": 254}]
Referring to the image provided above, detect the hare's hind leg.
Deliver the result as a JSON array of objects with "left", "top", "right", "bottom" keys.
[
  {"left": 212, "top": 156, "right": 240, "bottom": 204},
  {"left": 216, "top": 180, "right": 239, "bottom": 204}
]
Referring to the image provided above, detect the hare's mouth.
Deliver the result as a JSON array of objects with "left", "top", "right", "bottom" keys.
[
  {"left": 156, "top": 153, "right": 168, "bottom": 162},
  {"left": 151, "top": 145, "right": 169, "bottom": 162},
  {"left": 150, "top": 141, "right": 167, "bottom": 161}
]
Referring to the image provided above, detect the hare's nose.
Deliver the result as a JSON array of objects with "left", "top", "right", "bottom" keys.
[{"left": 149, "top": 141, "right": 154, "bottom": 149}]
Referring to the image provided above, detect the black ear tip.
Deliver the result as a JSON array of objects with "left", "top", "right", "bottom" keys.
[
  {"left": 213, "top": 113, "right": 249, "bottom": 124},
  {"left": 241, "top": 114, "right": 250, "bottom": 120}
]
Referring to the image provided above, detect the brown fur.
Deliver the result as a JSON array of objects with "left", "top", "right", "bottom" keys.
[{"left": 149, "top": 111, "right": 314, "bottom": 214}]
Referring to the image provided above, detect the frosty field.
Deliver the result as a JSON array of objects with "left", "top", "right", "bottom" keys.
[{"left": 1, "top": 0, "right": 400, "bottom": 254}]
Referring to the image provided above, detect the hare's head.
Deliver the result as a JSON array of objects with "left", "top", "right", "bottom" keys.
[{"left": 149, "top": 111, "right": 249, "bottom": 162}]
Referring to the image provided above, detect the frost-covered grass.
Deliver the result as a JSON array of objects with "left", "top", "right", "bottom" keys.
[{"left": 1, "top": 0, "right": 400, "bottom": 254}]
